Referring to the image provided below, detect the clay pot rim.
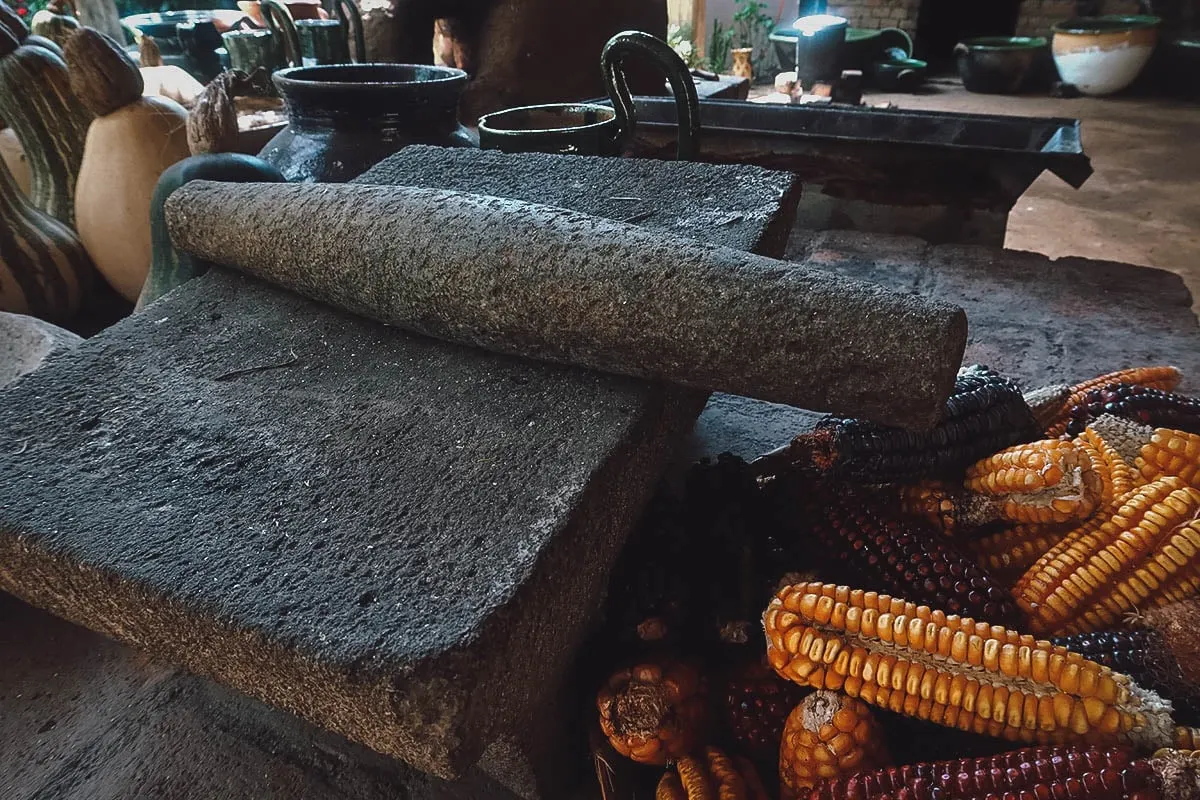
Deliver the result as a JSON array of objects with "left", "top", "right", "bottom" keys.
[
  {"left": 958, "top": 36, "right": 1048, "bottom": 51},
  {"left": 274, "top": 63, "right": 467, "bottom": 90},
  {"left": 1052, "top": 15, "right": 1161, "bottom": 35},
  {"left": 478, "top": 103, "right": 617, "bottom": 135}
]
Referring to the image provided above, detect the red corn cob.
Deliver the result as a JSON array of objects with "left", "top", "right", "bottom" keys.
[{"left": 803, "top": 745, "right": 1158, "bottom": 800}]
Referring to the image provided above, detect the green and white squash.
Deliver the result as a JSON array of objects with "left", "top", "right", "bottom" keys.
[
  {"left": 0, "top": 25, "right": 92, "bottom": 226},
  {"left": 0, "top": 157, "right": 93, "bottom": 320}
]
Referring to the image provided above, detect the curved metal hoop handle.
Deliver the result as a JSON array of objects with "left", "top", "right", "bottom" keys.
[
  {"left": 601, "top": 30, "right": 700, "bottom": 161},
  {"left": 261, "top": 0, "right": 303, "bottom": 68},
  {"left": 332, "top": 0, "right": 365, "bottom": 63}
]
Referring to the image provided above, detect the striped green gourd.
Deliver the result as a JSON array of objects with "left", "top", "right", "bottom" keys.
[
  {"left": 0, "top": 25, "right": 92, "bottom": 226},
  {"left": 0, "top": 156, "right": 93, "bottom": 320},
  {"left": 0, "top": 2, "right": 66, "bottom": 59}
]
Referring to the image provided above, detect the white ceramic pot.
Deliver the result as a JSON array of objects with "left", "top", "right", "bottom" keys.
[{"left": 1052, "top": 15, "right": 1160, "bottom": 96}]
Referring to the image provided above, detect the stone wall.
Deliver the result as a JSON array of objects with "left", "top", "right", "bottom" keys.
[
  {"left": 825, "top": 0, "right": 921, "bottom": 33},
  {"left": 1014, "top": 0, "right": 1142, "bottom": 36}
]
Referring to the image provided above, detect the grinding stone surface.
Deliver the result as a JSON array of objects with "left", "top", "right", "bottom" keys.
[
  {"left": 792, "top": 230, "right": 1200, "bottom": 391},
  {"left": 355, "top": 146, "right": 801, "bottom": 260},
  {"left": 0, "top": 271, "right": 705, "bottom": 782},
  {"left": 0, "top": 311, "right": 83, "bottom": 388}
]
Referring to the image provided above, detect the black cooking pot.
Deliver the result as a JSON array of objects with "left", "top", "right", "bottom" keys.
[{"left": 955, "top": 36, "right": 1048, "bottom": 94}]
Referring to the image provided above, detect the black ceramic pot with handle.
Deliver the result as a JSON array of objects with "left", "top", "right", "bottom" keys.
[{"left": 477, "top": 30, "right": 700, "bottom": 160}]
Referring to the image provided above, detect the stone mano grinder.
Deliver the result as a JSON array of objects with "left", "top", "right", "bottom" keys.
[{"left": 160, "top": 178, "right": 968, "bottom": 430}]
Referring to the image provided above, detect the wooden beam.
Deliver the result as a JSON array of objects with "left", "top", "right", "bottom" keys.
[{"left": 694, "top": 0, "right": 707, "bottom": 55}]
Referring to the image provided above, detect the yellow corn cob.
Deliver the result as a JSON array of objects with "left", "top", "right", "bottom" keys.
[
  {"left": 655, "top": 747, "right": 769, "bottom": 800},
  {"left": 968, "top": 522, "right": 1073, "bottom": 578},
  {"left": 963, "top": 439, "right": 1102, "bottom": 526},
  {"left": 1088, "top": 415, "right": 1200, "bottom": 489},
  {"left": 778, "top": 690, "right": 890, "bottom": 798},
  {"left": 974, "top": 424, "right": 1146, "bottom": 580},
  {"left": 763, "top": 581, "right": 1177, "bottom": 752},
  {"left": 1078, "top": 424, "right": 1142, "bottom": 501},
  {"left": 1044, "top": 367, "right": 1183, "bottom": 437},
  {"left": 1175, "top": 727, "right": 1200, "bottom": 750},
  {"left": 1013, "top": 476, "right": 1200, "bottom": 636},
  {"left": 896, "top": 480, "right": 959, "bottom": 535}
]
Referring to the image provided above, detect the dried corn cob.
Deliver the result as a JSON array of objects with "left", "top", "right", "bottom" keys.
[
  {"left": 779, "top": 690, "right": 890, "bottom": 798},
  {"left": 723, "top": 658, "right": 812, "bottom": 765},
  {"left": 1137, "top": 598, "right": 1200, "bottom": 687},
  {"left": 598, "top": 660, "right": 710, "bottom": 765},
  {"left": 803, "top": 745, "right": 1155, "bottom": 800},
  {"left": 963, "top": 438, "right": 1102, "bottom": 526},
  {"left": 1043, "top": 367, "right": 1183, "bottom": 438},
  {"left": 895, "top": 480, "right": 960, "bottom": 534},
  {"left": 656, "top": 747, "right": 770, "bottom": 800},
  {"left": 1067, "top": 384, "right": 1200, "bottom": 438},
  {"left": 796, "top": 487, "right": 1022, "bottom": 627},
  {"left": 1175, "top": 728, "right": 1200, "bottom": 750},
  {"left": 1014, "top": 476, "right": 1200, "bottom": 635},
  {"left": 968, "top": 521, "right": 1074, "bottom": 579},
  {"left": 1096, "top": 418, "right": 1200, "bottom": 490},
  {"left": 764, "top": 582, "right": 1177, "bottom": 751},
  {"left": 755, "top": 365, "right": 1040, "bottom": 484},
  {"left": 1149, "top": 748, "right": 1200, "bottom": 800},
  {"left": 1026, "top": 383, "right": 1074, "bottom": 432},
  {"left": 1052, "top": 630, "right": 1200, "bottom": 725},
  {"left": 967, "top": 425, "right": 1140, "bottom": 577}
]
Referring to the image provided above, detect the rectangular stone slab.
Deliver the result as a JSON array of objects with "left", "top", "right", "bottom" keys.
[
  {"left": 0, "top": 272, "right": 704, "bottom": 783},
  {"left": 0, "top": 152, "right": 801, "bottom": 795}
]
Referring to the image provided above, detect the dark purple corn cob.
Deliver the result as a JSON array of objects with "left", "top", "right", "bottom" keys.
[
  {"left": 761, "top": 365, "right": 1041, "bottom": 484},
  {"left": 798, "top": 486, "right": 1024, "bottom": 629},
  {"left": 1065, "top": 383, "right": 1200, "bottom": 437}
]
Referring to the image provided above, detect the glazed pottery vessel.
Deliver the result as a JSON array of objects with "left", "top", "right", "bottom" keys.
[
  {"left": 1052, "top": 15, "right": 1160, "bottom": 96},
  {"left": 477, "top": 30, "right": 699, "bottom": 160},
  {"left": 731, "top": 47, "right": 754, "bottom": 79},
  {"left": 262, "top": 0, "right": 365, "bottom": 66},
  {"left": 955, "top": 36, "right": 1047, "bottom": 94},
  {"left": 793, "top": 14, "right": 849, "bottom": 88},
  {"left": 260, "top": 63, "right": 475, "bottom": 182}
]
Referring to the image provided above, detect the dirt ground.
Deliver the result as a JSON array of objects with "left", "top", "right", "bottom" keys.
[{"left": 869, "top": 82, "right": 1200, "bottom": 306}]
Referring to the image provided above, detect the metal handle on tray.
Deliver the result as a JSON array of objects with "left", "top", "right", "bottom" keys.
[{"left": 601, "top": 30, "right": 701, "bottom": 161}]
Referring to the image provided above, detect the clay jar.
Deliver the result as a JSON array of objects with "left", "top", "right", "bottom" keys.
[{"left": 259, "top": 63, "right": 476, "bottom": 182}]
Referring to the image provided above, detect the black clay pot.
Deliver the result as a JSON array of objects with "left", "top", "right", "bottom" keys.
[
  {"left": 259, "top": 63, "right": 477, "bottom": 183},
  {"left": 955, "top": 37, "right": 1047, "bottom": 94}
]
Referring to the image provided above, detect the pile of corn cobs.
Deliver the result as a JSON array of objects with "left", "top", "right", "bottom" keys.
[{"left": 592, "top": 365, "right": 1200, "bottom": 800}]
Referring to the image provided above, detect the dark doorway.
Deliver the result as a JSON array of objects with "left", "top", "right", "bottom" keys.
[{"left": 914, "top": 1, "right": 1022, "bottom": 71}]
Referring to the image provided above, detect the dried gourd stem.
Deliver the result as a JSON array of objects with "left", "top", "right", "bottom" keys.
[
  {"left": 187, "top": 70, "right": 240, "bottom": 155},
  {"left": 64, "top": 27, "right": 143, "bottom": 117},
  {"left": 139, "top": 34, "right": 163, "bottom": 67}
]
